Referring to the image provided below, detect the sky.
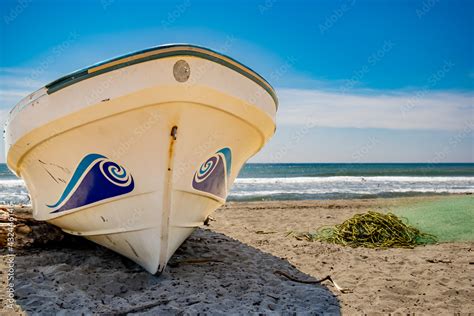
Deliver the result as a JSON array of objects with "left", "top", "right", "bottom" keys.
[{"left": 0, "top": 0, "right": 473, "bottom": 163}]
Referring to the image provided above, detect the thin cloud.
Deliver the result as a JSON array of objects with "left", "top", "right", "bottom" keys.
[
  {"left": 0, "top": 68, "right": 50, "bottom": 109},
  {"left": 0, "top": 90, "right": 29, "bottom": 97},
  {"left": 277, "top": 88, "right": 473, "bottom": 131},
  {"left": 0, "top": 108, "right": 9, "bottom": 130},
  {"left": 0, "top": 89, "right": 32, "bottom": 109},
  {"left": 0, "top": 67, "right": 36, "bottom": 75},
  {"left": 0, "top": 76, "right": 45, "bottom": 89}
]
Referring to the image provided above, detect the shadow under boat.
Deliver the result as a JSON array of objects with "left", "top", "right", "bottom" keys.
[{"left": 10, "top": 228, "right": 341, "bottom": 314}]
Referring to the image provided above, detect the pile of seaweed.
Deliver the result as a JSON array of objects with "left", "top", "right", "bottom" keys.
[{"left": 290, "top": 211, "right": 437, "bottom": 248}]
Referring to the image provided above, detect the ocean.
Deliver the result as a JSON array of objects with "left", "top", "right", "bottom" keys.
[{"left": 1, "top": 163, "right": 473, "bottom": 204}]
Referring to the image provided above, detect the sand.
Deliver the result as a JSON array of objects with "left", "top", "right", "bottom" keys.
[{"left": 1, "top": 196, "right": 473, "bottom": 314}]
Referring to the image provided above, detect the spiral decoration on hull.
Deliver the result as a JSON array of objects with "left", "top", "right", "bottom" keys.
[
  {"left": 47, "top": 153, "right": 134, "bottom": 213},
  {"left": 192, "top": 148, "right": 232, "bottom": 199}
]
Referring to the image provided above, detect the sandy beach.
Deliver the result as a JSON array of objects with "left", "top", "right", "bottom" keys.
[{"left": 1, "top": 196, "right": 473, "bottom": 314}]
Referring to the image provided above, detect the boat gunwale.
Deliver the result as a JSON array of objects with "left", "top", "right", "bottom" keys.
[{"left": 44, "top": 44, "right": 278, "bottom": 108}]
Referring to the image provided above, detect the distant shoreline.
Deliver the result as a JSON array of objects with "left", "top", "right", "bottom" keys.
[{"left": 1, "top": 162, "right": 473, "bottom": 204}]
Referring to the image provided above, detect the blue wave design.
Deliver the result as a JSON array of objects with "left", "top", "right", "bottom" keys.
[
  {"left": 47, "top": 153, "right": 105, "bottom": 208},
  {"left": 48, "top": 154, "right": 134, "bottom": 213},
  {"left": 192, "top": 147, "right": 232, "bottom": 199},
  {"left": 217, "top": 147, "right": 232, "bottom": 176},
  {"left": 112, "top": 167, "right": 126, "bottom": 178}
]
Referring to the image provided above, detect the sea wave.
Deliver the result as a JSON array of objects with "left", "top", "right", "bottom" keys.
[
  {"left": 1, "top": 176, "right": 473, "bottom": 205},
  {"left": 235, "top": 176, "right": 474, "bottom": 184},
  {"left": 0, "top": 179, "right": 30, "bottom": 205},
  {"left": 0, "top": 179, "right": 26, "bottom": 186},
  {"left": 229, "top": 176, "right": 474, "bottom": 201},
  {"left": 229, "top": 188, "right": 474, "bottom": 196}
]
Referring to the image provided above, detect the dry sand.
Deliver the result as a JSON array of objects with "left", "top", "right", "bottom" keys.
[{"left": 1, "top": 196, "right": 473, "bottom": 314}]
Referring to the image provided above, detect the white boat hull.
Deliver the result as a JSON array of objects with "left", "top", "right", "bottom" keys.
[{"left": 4, "top": 45, "right": 277, "bottom": 273}]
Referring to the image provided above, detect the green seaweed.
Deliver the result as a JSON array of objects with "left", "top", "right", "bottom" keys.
[{"left": 290, "top": 211, "right": 437, "bottom": 248}]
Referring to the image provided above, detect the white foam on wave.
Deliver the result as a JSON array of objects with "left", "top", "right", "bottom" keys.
[
  {"left": 235, "top": 176, "right": 474, "bottom": 184},
  {"left": 0, "top": 179, "right": 30, "bottom": 204},
  {"left": 229, "top": 188, "right": 474, "bottom": 196},
  {"left": 231, "top": 176, "right": 474, "bottom": 198},
  {"left": 0, "top": 179, "right": 26, "bottom": 187},
  {"left": 2, "top": 176, "right": 473, "bottom": 203}
]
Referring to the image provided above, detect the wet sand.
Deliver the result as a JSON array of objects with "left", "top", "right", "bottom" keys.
[{"left": 1, "top": 196, "right": 473, "bottom": 314}]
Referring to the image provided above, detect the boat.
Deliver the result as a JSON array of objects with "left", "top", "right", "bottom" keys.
[{"left": 3, "top": 44, "right": 277, "bottom": 274}]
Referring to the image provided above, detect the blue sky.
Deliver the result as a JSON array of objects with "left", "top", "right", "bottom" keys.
[{"left": 0, "top": 0, "right": 473, "bottom": 162}]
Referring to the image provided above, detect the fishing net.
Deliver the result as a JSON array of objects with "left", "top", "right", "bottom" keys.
[
  {"left": 392, "top": 195, "right": 474, "bottom": 243},
  {"left": 291, "top": 211, "right": 437, "bottom": 248},
  {"left": 290, "top": 195, "right": 474, "bottom": 247}
]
